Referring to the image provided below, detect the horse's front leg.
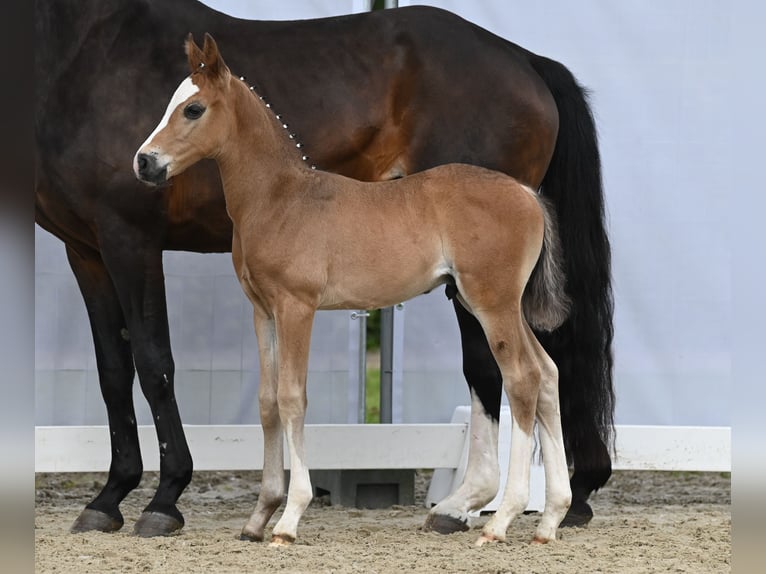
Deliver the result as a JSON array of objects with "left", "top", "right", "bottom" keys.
[
  {"left": 269, "top": 300, "right": 316, "bottom": 546},
  {"left": 424, "top": 298, "right": 501, "bottom": 533},
  {"left": 66, "top": 246, "right": 141, "bottom": 533},
  {"left": 100, "top": 234, "right": 192, "bottom": 537},
  {"left": 241, "top": 307, "right": 284, "bottom": 541}
]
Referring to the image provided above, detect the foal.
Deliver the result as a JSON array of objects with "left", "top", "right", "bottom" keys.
[{"left": 134, "top": 34, "right": 572, "bottom": 547}]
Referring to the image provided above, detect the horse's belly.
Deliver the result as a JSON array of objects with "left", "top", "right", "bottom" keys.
[{"left": 318, "top": 261, "right": 450, "bottom": 311}]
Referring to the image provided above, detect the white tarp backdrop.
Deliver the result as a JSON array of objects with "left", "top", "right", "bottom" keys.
[
  {"left": 396, "top": 0, "right": 734, "bottom": 427},
  {"left": 36, "top": 1, "right": 736, "bottom": 429}
]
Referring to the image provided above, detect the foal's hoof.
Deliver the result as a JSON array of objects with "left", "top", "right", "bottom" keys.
[
  {"left": 133, "top": 511, "right": 184, "bottom": 537},
  {"left": 475, "top": 533, "right": 502, "bottom": 547},
  {"left": 530, "top": 535, "right": 552, "bottom": 545},
  {"left": 269, "top": 534, "right": 295, "bottom": 547},
  {"left": 70, "top": 508, "right": 124, "bottom": 533},
  {"left": 559, "top": 500, "right": 593, "bottom": 528},
  {"left": 422, "top": 513, "right": 469, "bottom": 534}
]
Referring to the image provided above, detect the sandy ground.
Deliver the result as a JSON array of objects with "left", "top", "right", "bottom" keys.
[{"left": 35, "top": 469, "right": 730, "bottom": 573}]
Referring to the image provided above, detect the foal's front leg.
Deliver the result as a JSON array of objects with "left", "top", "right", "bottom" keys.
[
  {"left": 241, "top": 308, "right": 284, "bottom": 542},
  {"left": 269, "top": 301, "right": 316, "bottom": 546}
]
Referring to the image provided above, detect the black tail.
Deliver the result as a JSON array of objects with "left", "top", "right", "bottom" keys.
[{"left": 528, "top": 55, "right": 615, "bottom": 466}]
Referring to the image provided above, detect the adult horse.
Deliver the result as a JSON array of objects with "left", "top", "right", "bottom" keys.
[{"left": 35, "top": 0, "right": 613, "bottom": 537}]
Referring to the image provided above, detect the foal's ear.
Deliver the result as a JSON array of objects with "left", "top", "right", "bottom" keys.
[
  {"left": 201, "top": 33, "right": 230, "bottom": 82},
  {"left": 185, "top": 33, "right": 230, "bottom": 83},
  {"left": 185, "top": 33, "right": 205, "bottom": 73}
]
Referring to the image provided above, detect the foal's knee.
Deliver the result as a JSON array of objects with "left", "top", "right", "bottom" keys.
[{"left": 277, "top": 385, "right": 307, "bottom": 422}]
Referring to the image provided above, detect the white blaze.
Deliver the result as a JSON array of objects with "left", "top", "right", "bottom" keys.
[{"left": 137, "top": 77, "right": 200, "bottom": 153}]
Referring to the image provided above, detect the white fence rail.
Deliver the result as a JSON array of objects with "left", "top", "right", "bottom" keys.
[{"left": 35, "top": 423, "right": 730, "bottom": 473}]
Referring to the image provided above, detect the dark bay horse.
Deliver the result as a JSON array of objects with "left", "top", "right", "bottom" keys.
[
  {"left": 135, "top": 34, "right": 573, "bottom": 546},
  {"left": 35, "top": 0, "right": 613, "bottom": 537}
]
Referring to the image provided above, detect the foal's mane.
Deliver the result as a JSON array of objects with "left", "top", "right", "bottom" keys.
[{"left": 185, "top": 32, "right": 316, "bottom": 170}]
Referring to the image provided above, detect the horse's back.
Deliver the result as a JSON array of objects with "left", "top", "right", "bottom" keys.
[
  {"left": 36, "top": 1, "right": 559, "bottom": 250},
  {"left": 199, "top": 5, "right": 558, "bottom": 186}
]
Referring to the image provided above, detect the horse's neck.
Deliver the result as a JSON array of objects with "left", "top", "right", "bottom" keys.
[{"left": 217, "top": 83, "right": 311, "bottom": 223}]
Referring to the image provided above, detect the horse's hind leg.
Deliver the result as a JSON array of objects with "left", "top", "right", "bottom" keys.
[
  {"left": 555, "top": 342, "right": 613, "bottom": 527},
  {"left": 527, "top": 325, "right": 571, "bottom": 542},
  {"left": 66, "top": 246, "right": 141, "bottom": 533},
  {"left": 472, "top": 309, "right": 540, "bottom": 546},
  {"left": 424, "top": 298, "right": 501, "bottom": 533},
  {"left": 537, "top": 319, "right": 613, "bottom": 527}
]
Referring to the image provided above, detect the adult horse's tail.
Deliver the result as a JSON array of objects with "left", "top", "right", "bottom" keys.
[{"left": 528, "top": 55, "right": 615, "bottom": 488}]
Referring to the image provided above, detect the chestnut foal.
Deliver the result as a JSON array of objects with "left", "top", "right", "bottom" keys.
[{"left": 135, "top": 34, "right": 572, "bottom": 547}]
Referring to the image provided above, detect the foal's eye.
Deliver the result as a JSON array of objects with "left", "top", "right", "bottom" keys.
[{"left": 183, "top": 103, "right": 205, "bottom": 120}]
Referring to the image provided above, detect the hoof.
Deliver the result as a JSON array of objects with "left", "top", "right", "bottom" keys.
[
  {"left": 422, "top": 513, "right": 469, "bottom": 534},
  {"left": 239, "top": 529, "right": 264, "bottom": 542},
  {"left": 133, "top": 511, "right": 184, "bottom": 537},
  {"left": 269, "top": 534, "right": 294, "bottom": 547},
  {"left": 560, "top": 500, "right": 593, "bottom": 528},
  {"left": 531, "top": 535, "right": 551, "bottom": 545},
  {"left": 475, "top": 533, "right": 501, "bottom": 547},
  {"left": 70, "top": 508, "right": 123, "bottom": 533}
]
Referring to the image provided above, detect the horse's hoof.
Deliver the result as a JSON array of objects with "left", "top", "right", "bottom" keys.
[
  {"left": 133, "top": 511, "right": 184, "bottom": 537},
  {"left": 422, "top": 513, "right": 469, "bottom": 534},
  {"left": 530, "top": 535, "right": 551, "bottom": 545},
  {"left": 475, "top": 533, "right": 501, "bottom": 547},
  {"left": 70, "top": 508, "right": 123, "bottom": 533},
  {"left": 269, "top": 534, "right": 295, "bottom": 547},
  {"left": 239, "top": 529, "right": 264, "bottom": 542},
  {"left": 559, "top": 500, "right": 593, "bottom": 528}
]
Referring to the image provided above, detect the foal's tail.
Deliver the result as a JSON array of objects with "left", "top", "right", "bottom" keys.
[{"left": 523, "top": 194, "right": 571, "bottom": 332}]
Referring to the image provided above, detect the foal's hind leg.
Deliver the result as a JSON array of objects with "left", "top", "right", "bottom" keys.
[
  {"left": 424, "top": 298, "right": 501, "bottom": 533},
  {"left": 536, "top": 329, "right": 613, "bottom": 527},
  {"left": 527, "top": 325, "right": 571, "bottom": 543},
  {"left": 472, "top": 310, "right": 540, "bottom": 546}
]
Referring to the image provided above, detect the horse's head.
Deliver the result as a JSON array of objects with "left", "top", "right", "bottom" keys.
[{"left": 134, "top": 33, "right": 232, "bottom": 185}]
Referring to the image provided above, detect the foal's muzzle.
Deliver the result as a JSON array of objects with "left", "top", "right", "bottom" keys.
[{"left": 134, "top": 152, "right": 168, "bottom": 185}]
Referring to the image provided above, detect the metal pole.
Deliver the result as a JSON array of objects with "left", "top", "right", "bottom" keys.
[
  {"left": 358, "top": 313, "right": 367, "bottom": 423},
  {"left": 351, "top": 311, "right": 369, "bottom": 423},
  {"left": 379, "top": 306, "right": 394, "bottom": 423},
  {"left": 373, "top": 0, "right": 398, "bottom": 425}
]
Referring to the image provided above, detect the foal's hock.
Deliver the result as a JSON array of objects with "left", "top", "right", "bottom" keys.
[{"left": 135, "top": 33, "right": 572, "bottom": 547}]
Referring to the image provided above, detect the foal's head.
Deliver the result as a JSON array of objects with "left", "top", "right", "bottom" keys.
[{"left": 134, "top": 33, "right": 234, "bottom": 185}]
